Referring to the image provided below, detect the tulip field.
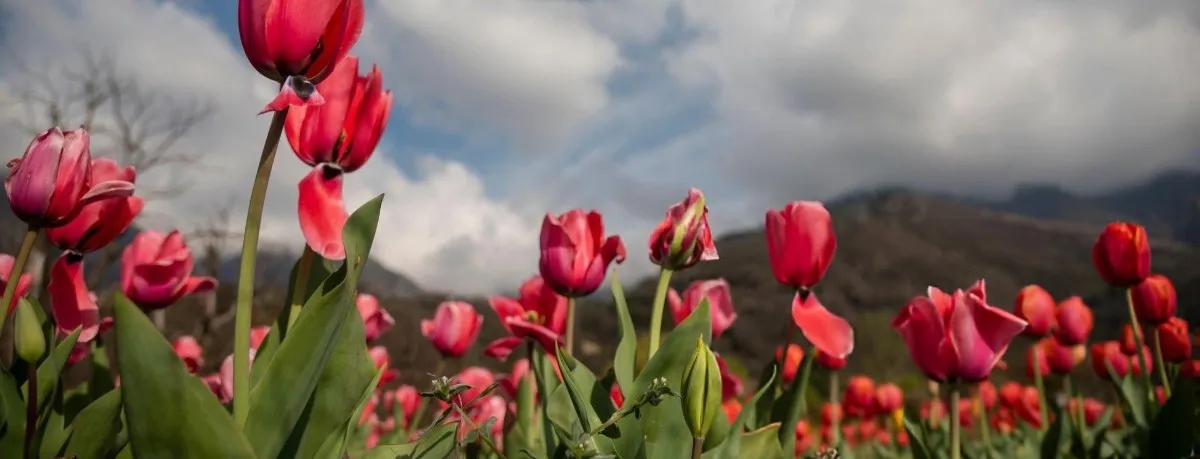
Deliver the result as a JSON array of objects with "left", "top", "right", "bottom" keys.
[{"left": 0, "top": 0, "right": 1197, "bottom": 458}]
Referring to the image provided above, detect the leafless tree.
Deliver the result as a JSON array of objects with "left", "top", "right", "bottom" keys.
[
  {"left": 184, "top": 200, "right": 241, "bottom": 341},
  {"left": 3, "top": 47, "right": 215, "bottom": 311}
]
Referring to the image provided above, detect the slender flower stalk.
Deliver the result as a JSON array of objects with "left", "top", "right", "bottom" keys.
[
  {"left": 564, "top": 298, "right": 576, "bottom": 356},
  {"left": 949, "top": 386, "right": 962, "bottom": 459},
  {"left": 1152, "top": 328, "right": 1172, "bottom": 398},
  {"left": 779, "top": 347, "right": 816, "bottom": 453},
  {"left": 830, "top": 371, "right": 841, "bottom": 448},
  {"left": 232, "top": 109, "right": 289, "bottom": 428},
  {"left": 1124, "top": 289, "right": 1155, "bottom": 406},
  {"left": 450, "top": 403, "right": 509, "bottom": 459},
  {"left": 975, "top": 387, "right": 992, "bottom": 448},
  {"left": 408, "top": 359, "right": 445, "bottom": 438},
  {"left": 776, "top": 321, "right": 796, "bottom": 398},
  {"left": 1031, "top": 346, "right": 1049, "bottom": 433},
  {"left": 691, "top": 438, "right": 703, "bottom": 459},
  {"left": 0, "top": 228, "right": 37, "bottom": 332},
  {"left": 23, "top": 368, "right": 36, "bottom": 459},
  {"left": 647, "top": 268, "right": 674, "bottom": 358},
  {"left": 286, "top": 246, "right": 315, "bottom": 332}
]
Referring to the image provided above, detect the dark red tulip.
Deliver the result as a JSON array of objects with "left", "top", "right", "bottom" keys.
[
  {"left": 1053, "top": 296, "right": 1093, "bottom": 346},
  {"left": 1155, "top": 317, "right": 1191, "bottom": 363},
  {"left": 764, "top": 201, "right": 836, "bottom": 290},
  {"left": 843, "top": 376, "right": 876, "bottom": 418},
  {"left": 1179, "top": 360, "right": 1200, "bottom": 380},
  {"left": 815, "top": 349, "right": 848, "bottom": 371},
  {"left": 173, "top": 336, "right": 204, "bottom": 374},
  {"left": 1013, "top": 285, "right": 1056, "bottom": 337},
  {"left": 421, "top": 301, "right": 483, "bottom": 358},
  {"left": 0, "top": 254, "right": 33, "bottom": 314},
  {"left": 647, "top": 188, "right": 717, "bottom": 271},
  {"left": 667, "top": 278, "right": 736, "bottom": 339},
  {"left": 5, "top": 128, "right": 134, "bottom": 228},
  {"left": 1092, "top": 222, "right": 1151, "bottom": 287},
  {"left": 483, "top": 275, "right": 568, "bottom": 360},
  {"left": 1120, "top": 323, "right": 1143, "bottom": 356},
  {"left": 892, "top": 280, "right": 1027, "bottom": 382},
  {"left": 238, "top": 0, "right": 364, "bottom": 112},
  {"left": 46, "top": 158, "right": 142, "bottom": 254},
  {"left": 1130, "top": 274, "right": 1176, "bottom": 325},
  {"left": 119, "top": 230, "right": 217, "bottom": 311},
  {"left": 1091, "top": 340, "right": 1152, "bottom": 381},
  {"left": 538, "top": 210, "right": 626, "bottom": 297},
  {"left": 792, "top": 293, "right": 854, "bottom": 360}
]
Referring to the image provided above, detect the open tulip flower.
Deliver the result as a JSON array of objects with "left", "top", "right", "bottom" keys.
[{"left": 483, "top": 275, "right": 567, "bottom": 360}]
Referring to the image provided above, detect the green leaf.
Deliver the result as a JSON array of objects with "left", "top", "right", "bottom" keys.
[
  {"left": 244, "top": 195, "right": 384, "bottom": 459},
  {"left": 704, "top": 366, "right": 776, "bottom": 459},
  {"left": 0, "top": 369, "right": 25, "bottom": 456},
  {"left": 553, "top": 350, "right": 599, "bottom": 434},
  {"left": 357, "top": 422, "right": 459, "bottom": 459},
  {"left": 62, "top": 388, "right": 123, "bottom": 459},
  {"left": 113, "top": 293, "right": 255, "bottom": 458},
  {"left": 37, "top": 387, "right": 69, "bottom": 458},
  {"left": 904, "top": 417, "right": 935, "bottom": 459},
  {"left": 609, "top": 270, "right": 638, "bottom": 400},
  {"left": 749, "top": 361, "right": 780, "bottom": 430},
  {"left": 306, "top": 323, "right": 384, "bottom": 459},
  {"left": 733, "top": 424, "right": 786, "bottom": 459},
  {"left": 531, "top": 352, "right": 562, "bottom": 455},
  {"left": 21, "top": 327, "right": 81, "bottom": 409},
  {"left": 251, "top": 255, "right": 336, "bottom": 387},
  {"left": 1108, "top": 366, "right": 1148, "bottom": 428},
  {"left": 1039, "top": 402, "right": 1070, "bottom": 459},
  {"left": 1148, "top": 377, "right": 1197, "bottom": 459}
]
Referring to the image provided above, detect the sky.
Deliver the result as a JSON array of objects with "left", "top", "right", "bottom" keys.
[{"left": 0, "top": 0, "right": 1198, "bottom": 295}]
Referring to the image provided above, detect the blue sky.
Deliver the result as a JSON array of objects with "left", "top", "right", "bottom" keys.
[{"left": 1, "top": 0, "right": 1198, "bottom": 294}]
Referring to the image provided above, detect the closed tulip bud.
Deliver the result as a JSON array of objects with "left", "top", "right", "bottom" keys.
[
  {"left": 1025, "top": 343, "right": 1050, "bottom": 379},
  {"left": 1130, "top": 274, "right": 1176, "bottom": 325},
  {"left": 5, "top": 128, "right": 134, "bottom": 229},
  {"left": 648, "top": 188, "right": 718, "bottom": 271},
  {"left": 680, "top": 338, "right": 721, "bottom": 439},
  {"left": 1091, "top": 222, "right": 1151, "bottom": 287},
  {"left": 1156, "top": 317, "right": 1191, "bottom": 363},
  {"left": 538, "top": 209, "right": 626, "bottom": 297},
  {"left": 1091, "top": 340, "right": 1152, "bottom": 381},
  {"left": 1013, "top": 285, "right": 1056, "bottom": 337},
  {"left": 1053, "top": 296, "right": 1093, "bottom": 346},
  {"left": 1041, "top": 338, "right": 1086, "bottom": 375},
  {"left": 874, "top": 383, "right": 904, "bottom": 415},
  {"left": 764, "top": 201, "right": 836, "bottom": 290},
  {"left": 13, "top": 298, "right": 45, "bottom": 363},
  {"left": 844, "top": 376, "right": 878, "bottom": 418}
]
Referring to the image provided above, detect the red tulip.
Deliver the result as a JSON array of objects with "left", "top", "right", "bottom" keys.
[
  {"left": 238, "top": 0, "right": 364, "bottom": 112},
  {"left": 450, "top": 367, "right": 495, "bottom": 408},
  {"left": 119, "top": 230, "right": 217, "bottom": 311},
  {"left": 815, "top": 349, "right": 847, "bottom": 371},
  {"left": 792, "top": 293, "right": 854, "bottom": 360},
  {"left": 1120, "top": 323, "right": 1143, "bottom": 356},
  {"left": 1013, "top": 285, "right": 1056, "bottom": 337},
  {"left": 484, "top": 275, "right": 568, "bottom": 360},
  {"left": 538, "top": 210, "right": 626, "bottom": 297},
  {"left": 1053, "top": 296, "right": 1093, "bottom": 346},
  {"left": 991, "top": 408, "right": 1016, "bottom": 434},
  {"left": 1041, "top": 338, "right": 1086, "bottom": 375},
  {"left": 1014, "top": 386, "right": 1043, "bottom": 429},
  {"left": 874, "top": 383, "right": 903, "bottom": 414},
  {"left": 46, "top": 158, "right": 142, "bottom": 254},
  {"left": 65, "top": 318, "right": 113, "bottom": 367},
  {"left": 794, "top": 420, "right": 813, "bottom": 455},
  {"left": 250, "top": 326, "right": 271, "bottom": 350},
  {"left": 1179, "top": 360, "right": 1200, "bottom": 380},
  {"left": 0, "top": 254, "right": 33, "bottom": 314},
  {"left": 667, "top": 278, "right": 737, "bottom": 339},
  {"left": 204, "top": 374, "right": 228, "bottom": 404},
  {"left": 48, "top": 253, "right": 102, "bottom": 342},
  {"left": 1081, "top": 399, "right": 1106, "bottom": 426},
  {"left": 609, "top": 383, "right": 624, "bottom": 408},
  {"left": 723, "top": 399, "right": 743, "bottom": 423},
  {"left": 421, "top": 301, "right": 483, "bottom": 358},
  {"left": 356, "top": 293, "right": 395, "bottom": 342},
  {"left": 977, "top": 381, "right": 998, "bottom": 411},
  {"left": 1092, "top": 222, "right": 1151, "bottom": 287},
  {"left": 892, "top": 280, "right": 1027, "bottom": 382},
  {"left": 998, "top": 382, "right": 1021, "bottom": 410},
  {"left": 286, "top": 56, "right": 393, "bottom": 259},
  {"left": 5, "top": 128, "right": 134, "bottom": 228},
  {"left": 1091, "top": 340, "right": 1152, "bottom": 381},
  {"left": 843, "top": 376, "right": 877, "bottom": 418},
  {"left": 1025, "top": 342, "right": 1050, "bottom": 379},
  {"left": 647, "top": 188, "right": 717, "bottom": 271},
  {"left": 369, "top": 346, "right": 399, "bottom": 386},
  {"left": 764, "top": 201, "right": 836, "bottom": 290},
  {"left": 714, "top": 354, "right": 744, "bottom": 401},
  {"left": 465, "top": 395, "right": 506, "bottom": 444},
  {"left": 392, "top": 385, "right": 421, "bottom": 428},
  {"left": 822, "top": 402, "right": 843, "bottom": 425},
  {"left": 173, "top": 336, "right": 204, "bottom": 374},
  {"left": 1155, "top": 386, "right": 1167, "bottom": 405},
  {"left": 1156, "top": 317, "right": 1191, "bottom": 363},
  {"left": 1131, "top": 274, "right": 1176, "bottom": 325},
  {"left": 775, "top": 344, "right": 805, "bottom": 384},
  {"left": 496, "top": 359, "right": 531, "bottom": 399}
]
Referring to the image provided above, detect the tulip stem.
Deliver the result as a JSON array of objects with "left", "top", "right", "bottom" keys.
[
  {"left": 691, "top": 437, "right": 703, "bottom": 459},
  {"left": 0, "top": 227, "right": 38, "bottom": 335},
  {"left": 285, "top": 246, "right": 315, "bottom": 334},
  {"left": 779, "top": 346, "right": 816, "bottom": 453},
  {"left": 1031, "top": 346, "right": 1049, "bottom": 433},
  {"left": 564, "top": 298, "right": 576, "bottom": 356},
  {"left": 776, "top": 319, "right": 797, "bottom": 398},
  {"left": 23, "top": 367, "right": 35, "bottom": 459},
  {"left": 1124, "top": 288, "right": 1156, "bottom": 408},
  {"left": 408, "top": 359, "right": 444, "bottom": 439},
  {"left": 949, "top": 386, "right": 961, "bottom": 459},
  {"left": 975, "top": 385, "right": 991, "bottom": 447},
  {"left": 1152, "top": 328, "right": 1172, "bottom": 398},
  {"left": 232, "top": 108, "right": 289, "bottom": 429},
  {"left": 646, "top": 268, "right": 674, "bottom": 359},
  {"left": 830, "top": 371, "right": 841, "bottom": 450},
  {"left": 451, "top": 402, "right": 510, "bottom": 459}
]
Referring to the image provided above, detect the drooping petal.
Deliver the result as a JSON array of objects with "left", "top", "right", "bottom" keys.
[
  {"left": 297, "top": 164, "right": 349, "bottom": 260},
  {"left": 483, "top": 337, "right": 524, "bottom": 361},
  {"left": 48, "top": 254, "right": 100, "bottom": 342},
  {"left": 509, "top": 321, "right": 564, "bottom": 357},
  {"left": 260, "top": 76, "right": 327, "bottom": 114},
  {"left": 486, "top": 296, "right": 525, "bottom": 333},
  {"left": 791, "top": 293, "right": 854, "bottom": 359}
]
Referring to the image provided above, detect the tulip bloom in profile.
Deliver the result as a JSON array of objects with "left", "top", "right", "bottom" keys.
[
  {"left": 484, "top": 275, "right": 568, "bottom": 359},
  {"left": 1025, "top": 343, "right": 1050, "bottom": 379},
  {"left": 1013, "top": 285, "right": 1056, "bottom": 337},
  {"left": 1092, "top": 222, "right": 1151, "bottom": 287},
  {"left": 369, "top": 346, "right": 399, "bottom": 386},
  {"left": 173, "top": 336, "right": 205, "bottom": 374},
  {"left": 1156, "top": 317, "right": 1191, "bottom": 363},
  {"left": 421, "top": 301, "right": 483, "bottom": 358},
  {"left": 0, "top": 254, "right": 33, "bottom": 314},
  {"left": 1180, "top": 360, "right": 1200, "bottom": 380},
  {"left": 1090, "top": 340, "right": 1152, "bottom": 381},
  {"left": 1054, "top": 296, "right": 1093, "bottom": 346},
  {"left": 46, "top": 158, "right": 142, "bottom": 254},
  {"left": 647, "top": 188, "right": 717, "bottom": 271},
  {"left": 874, "top": 383, "right": 904, "bottom": 417},
  {"left": 1130, "top": 274, "right": 1176, "bottom": 325},
  {"left": 357, "top": 293, "right": 395, "bottom": 342},
  {"left": 47, "top": 255, "right": 103, "bottom": 343},
  {"left": 764, "top": 201, "right": 836, "bottom": 290},
  {"left": 238, "top": 0, "right": 364, "bottom": 112},
  {"left": 892, "top": 280, "right": 1028, "bottom": 382},
  {"left": 5, "top": 128, "right": 134, "bottom": 228},
  {"left": 843, "top": 376, "right": 877, "bottom": 418},
  {"left": 792, "top": 293, "right": 854, "bottom": 360},
  {"left": 538, "top": 209, "right": 626, "bottom": 297},
  {"left": 667, "top": 278, "right": 737, "bottom": 339},
  {"left": 978, "top": 381, "right": 998, "bottom": 411},
  {"left": 775, "top": 344, "right": 805, "bottom": 384},
  {"left": 120, "top": 230, "right": 217, "bottom": 311},
  {"left": 1120, "top": 323, "right": 1143, "bottom": 356},
  {"left": 285, "top": 56, "right": 392, "bottom": 259}
]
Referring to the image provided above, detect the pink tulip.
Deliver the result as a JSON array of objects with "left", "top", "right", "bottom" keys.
[
  {"left": 392, "top": 385, "right": 421, "bottom": 428},
  {"left": 421, "top": 301, "right": 483, "bottom": 358},
  {"left": 667, "top": 278, "right": 737, "bottom": 339},
  {"left": 538, "top": 210, "right": 626, "bottom": 297},
  {"left": 647, "top": 188, "right": 718, "bottom": 271},
  {"left": 65, "top": 318, "right": 113, "bottom": 366},
  {"left": 250, "top": 326, "right": 271, "bottom": 350},
  {"left": 48, "top": 253, "right": 101, "bottom": 342},
  {"left": 497, "top": 359, "right": 531, "bottom": 399},
  {"left": 764, "top": 201, "right": 836, "bottom": 290},
  {"left": 45, "top": 158, "right": 143, "bottom": 253},
  {"left": 120, "top": 230, "right": 217, "bottom": 310},
  {"left": 173, "top": 336, "right": 205, "bottom": 374},
  {"left": 466, "top": 395, "right": 507, "bottom": 444},
  {"left": 892, "top": 280, "right": 1028, "bottom": 382},
  {"left": 792, "top": 293, "right": 854, "bottom": 359},
  {"left": 219, "top": 349, "right": 256, "bottom": 403},
  {"left": 484, "top": 275, "right": 568, "bottom": 360},
  {"left": 5, "top": 127, "right": 134, "bottom": 228},
  {"left": 204, "top": 374, "right": 228, "bottom": 404},
  {"left": 357, "top": 293, "right": 395, "bottom": 341},
  {"left": 714, "top": 354, "right": 744, "bottom": 401},
  {"left": 369, "top": 346, "right": 399, "bottom": 386},
  {"left": 450, "top": 367, "right": 495, "bottom": 409},
  {"left": 1, "top": 254, "right": 34, "bottom": 314}
]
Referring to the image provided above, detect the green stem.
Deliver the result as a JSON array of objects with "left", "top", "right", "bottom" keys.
[
  {"left": 232, "top": 109, "right": 288, "bottom": 428},
  {"left": 1152, "top": 327, "right": 1172, "bottom": 398},
  {"left": 0, "top": 228, "right": 38, "bottom": 333},
  {"left": 408, "top": 359, "right": 445, "bottom": 437},
  {"left": 779, "top": 346, "right": 816, "bottom": 453},
  {"left": 691, "top": 437, "right": 703, "bottom": 459},
  {"left": 452, "top": 403, "right": 510, "bottom": 459},
  {"left": 776, "top": 319, "right": 797, "bottom": 399},
  {"left": 565, "top": 297, "right": 576, "bottom": 356},
  {"left": 950, "top": 386, "right": 961, "bottom": 459},
  {"left": 23, "top": 366, "right": 35, "bottom": 459},
  {"left": 285, "top": 246, "right": 315, "bottom": 333},
  {"left": 1032, "top": 346, "right": 1049, "bottom": 433},
  {"left": 976, "top": 384, "right": 991, "bottom": 446},
  {"left": 646, "top": 268, "right": 674, "bottom": 359},
  {"left": 1124, "top": 288, "right": 1156, "bottom": 408},
  {"left": 830, "top": 371, "right": 841, "bottom": 449}
]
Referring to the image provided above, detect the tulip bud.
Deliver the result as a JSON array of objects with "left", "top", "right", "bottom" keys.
[
  {"left": 649, "top": 188, "right": 717, "bottom": 271},
  {"left": 681, "top": 338, "right": 721, "bottom": 439},
  {"left": 1013, "top": 285, "right": 1056, "bottom": 337},
  {"left": 1053, "top": 296, "right": 1093, "bottom": 346},
  {"left": 1130, "top": 274, "right": 1176, "bottom": 325},
  {"left": 1156, "top": 317, "right": 1191, "bottom": 363},
  {"left": 1091, "top": 222, "right": 1151, "bottom": 287},
  {"left": 13, "top": 298, "right": 46, "bottom": 364}
]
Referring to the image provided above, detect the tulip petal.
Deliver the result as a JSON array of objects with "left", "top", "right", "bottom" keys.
[
  {"left": 78, "top": 179, "right": 134, "bottom": 206},
  {"left": 892, "top": 296, "right": 949, "bottom": 381},
  {"left": 297, "top": 164, "right": 349, "bottom": 260},
  {"left": 791, "top": 293, "right": 854, "bottom": 359},
  {"left": 509, "top": 321, "right": 564, "bottom": 357},
  {"left": 180, "top": 276, "right": 218, "bottom": 297},
  {"left": 265, "top": 0, "right": 342, "bottom": 74},
  {"left": 964, "top": 295, "right": 1028, "bottom": 370},
  {"left": 302, "top": 0, "right": 364, "bottom": 82},
  {"left": 483, "top": 337, "right": 523, "bottom": 361},
  {"left": 260, "top": 77, "right": 327, "bottom": 114},
  {"left": 486, "top": 296, "right": 525, "bottom": 333},
  {"left": 48, "top": 254, "right": 99, "bottom": 342}
]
